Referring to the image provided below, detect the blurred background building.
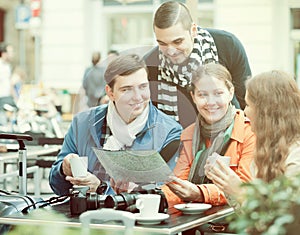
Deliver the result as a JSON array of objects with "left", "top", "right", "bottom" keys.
[{"left": 0, "top": 0, "right": 300, "bottom": 116}]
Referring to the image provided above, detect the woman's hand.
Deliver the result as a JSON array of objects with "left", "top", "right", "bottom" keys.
[
  {"left": 66, "top": 172, "right": 100, "bottom": 192},
  {"left": 205, "top": 159, "right": 242, "bottom": 196},
  {"left": 166, "top": 176, "right": 204, "bottom": 202}
]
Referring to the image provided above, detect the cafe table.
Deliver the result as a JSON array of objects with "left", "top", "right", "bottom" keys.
[
  {"left": 0, "top": 144, "right": 61, "bottom": 194},
  {"left": 0, "top": 199, "right": 234, "bottom": 235},
  {"left": 0, "top": 144, "right": 61, "bottom": 168}
]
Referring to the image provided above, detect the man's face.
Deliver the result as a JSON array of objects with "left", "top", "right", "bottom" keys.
[
  {"left": 154, "top": 23, "right": 195, "bottom": 64},
  {"left": 106, "top": 68, "right": 150, "bottom": 124}
]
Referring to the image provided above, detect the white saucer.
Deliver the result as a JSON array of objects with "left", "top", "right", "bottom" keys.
[
  {"left": 174, "top": 203, "right": 212, "bottom": 214},
  {"left": 134, "top": 213, "right": 169, "bottom": 225}
]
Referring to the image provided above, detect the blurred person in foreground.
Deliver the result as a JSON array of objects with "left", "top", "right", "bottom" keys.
[
  {"left": 163, "top": 63, "right": 255, "bottom": 207},
  {"left": 205, "top": 70, "right": 300, "bottom": 205},
  {"left": 49, "top": 54, "right": 182, "bottom": 196},
  {"left": 144, "top": 1, "right": 251, "bottom": 128}
]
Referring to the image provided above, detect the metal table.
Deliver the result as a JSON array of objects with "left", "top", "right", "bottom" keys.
[{"left": 0, "top": 200, "right": 234, "bottom": 235}]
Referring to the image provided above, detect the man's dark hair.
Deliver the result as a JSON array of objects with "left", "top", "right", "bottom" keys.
[{"left": 153, "top": 1, "right": 193, "bottom": 30}]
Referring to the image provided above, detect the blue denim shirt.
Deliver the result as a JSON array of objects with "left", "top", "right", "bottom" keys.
[{"left": 49, "top": 102, "right": 182, "bottom": 196}]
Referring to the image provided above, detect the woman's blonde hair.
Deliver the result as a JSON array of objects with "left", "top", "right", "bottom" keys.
[{"left": 246, "top": 70, "right": 300, "bottom": 182}]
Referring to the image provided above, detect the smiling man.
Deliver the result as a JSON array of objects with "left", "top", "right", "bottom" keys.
[
  {"left": 144, "top": 1, "right": 251, "bottom": 128},
  {"left": 49, "top": 54, "right": 182, "bottom": 196}
]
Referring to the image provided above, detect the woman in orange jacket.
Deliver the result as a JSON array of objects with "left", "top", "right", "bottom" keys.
[{"left": 163, "top": 63, "right": 255, "bottom": 207}]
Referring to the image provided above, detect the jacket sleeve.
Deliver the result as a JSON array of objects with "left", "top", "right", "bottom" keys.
[
  {"left": 161, "top": 140, "right": 193, "bottom": 208},
  {"left": 227, "top": 32, "right": 252, "bottom": 110},
  {"left": 143, "top": 47, "right": 160, "bottom": 107},
  {"left": 198, "top": 120, "right": 255, "bottom": 206},
  {"left": 162, "top": 137, "right": 193, "bottom": 207},
  {"left": 209, "top": 28, "right": 251, "bottom": 109},
  {"left": 49, "top": 120, "right": 79, "bottom": 196},
  {"left": 162, "top": 139, "right": 237, "bottom": 206},
  {"left": 233, "top": 123, "right": 255, "bottom": 182},
  {"left": 162, "top": 142, "right": 229, "bottom": 206},
  {"left": 153, "top": 107, "right": 183, "bottom": 168}
]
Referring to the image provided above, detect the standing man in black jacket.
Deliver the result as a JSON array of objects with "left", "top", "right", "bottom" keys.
[{"left": 144, "top": 1, "right": 251, "bottom": 128}]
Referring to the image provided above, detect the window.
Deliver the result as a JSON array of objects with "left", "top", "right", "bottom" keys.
[
  {"left": 107, "top": 13, "right": 153, "bottom": 52},
  {"left": 291, "top": 8, "right": 300, "bottom": 29},
  {"left": 103, "top": 0, "right": 152, "bottom": 6}
]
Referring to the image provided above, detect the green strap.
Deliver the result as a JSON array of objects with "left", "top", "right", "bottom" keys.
[
  {"left": 189, "top": 121, "right": 235, "bottom": 183},
  {"left": 195, "top": 121, "right": 234, "bottom": 161}
]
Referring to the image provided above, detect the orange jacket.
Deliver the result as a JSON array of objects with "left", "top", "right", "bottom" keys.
[{"left": 162, "top": 110, "right": 255, "bottom": 207}]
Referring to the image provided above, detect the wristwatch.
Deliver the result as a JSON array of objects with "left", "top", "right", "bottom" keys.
[{"left": 96, "top": 181, "right": 108, "bottom": 194}]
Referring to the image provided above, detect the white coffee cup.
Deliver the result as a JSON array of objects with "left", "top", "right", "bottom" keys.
[
  {"left": 136, "top": 194, "right": 161, "bottom": 217},
  {"left": 207, "top": 152, "right": 231, "bottom": 170},
  {"left": 70, "top": 157, "right": 88, "bottom": 178}
]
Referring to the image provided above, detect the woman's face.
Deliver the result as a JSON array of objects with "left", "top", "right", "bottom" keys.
[
  {"left": 106, "top": 68, "right": 150, "bottom": 124},
  {"left": 191, "top": 75, "right": 234, "bottom": 124},
  {"left": 244, "top": 91, "right": 256, "bottom": 131}
]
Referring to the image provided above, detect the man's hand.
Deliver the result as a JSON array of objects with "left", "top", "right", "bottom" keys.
[{"left": 66, "top": 172, "right": 100, "bottom": 192}]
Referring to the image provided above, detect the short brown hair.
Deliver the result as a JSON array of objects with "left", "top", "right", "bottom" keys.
[{"left": 104, "top": 54, "right": 148, "bottom": 88}]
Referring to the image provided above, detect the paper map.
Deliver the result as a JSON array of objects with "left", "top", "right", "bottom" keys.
[{"left": 93, "top": 148, "right": 173, "bottom": 183}]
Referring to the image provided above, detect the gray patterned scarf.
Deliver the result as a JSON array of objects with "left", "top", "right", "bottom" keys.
[{"left": 189, "top": 104, "right": 236, "bottom": 184}]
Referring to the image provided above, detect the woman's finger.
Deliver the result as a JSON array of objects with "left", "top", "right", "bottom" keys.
[
  {"left": 210, "top": 165, "right": 226, "bottom": 179},
  {"left": 216, "top": 160, "right": 232, "bottom": 174}
]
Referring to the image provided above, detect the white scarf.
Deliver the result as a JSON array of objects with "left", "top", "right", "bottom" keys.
[{"left": 103, "top": 101, "right": 149, "bottom": 150}]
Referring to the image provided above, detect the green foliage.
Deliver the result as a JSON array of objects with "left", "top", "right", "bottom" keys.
[{"left": 227, "top": 174, "right": 300, "bottom": 235}]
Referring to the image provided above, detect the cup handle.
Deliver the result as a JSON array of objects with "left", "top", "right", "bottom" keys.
[{"left": 135, "top": 199, "right": 144, "bottom": 210}]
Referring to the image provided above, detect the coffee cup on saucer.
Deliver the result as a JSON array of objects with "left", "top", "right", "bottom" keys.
[{"left": 136, "top": 194, "right": 161, "bottom": 218}]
